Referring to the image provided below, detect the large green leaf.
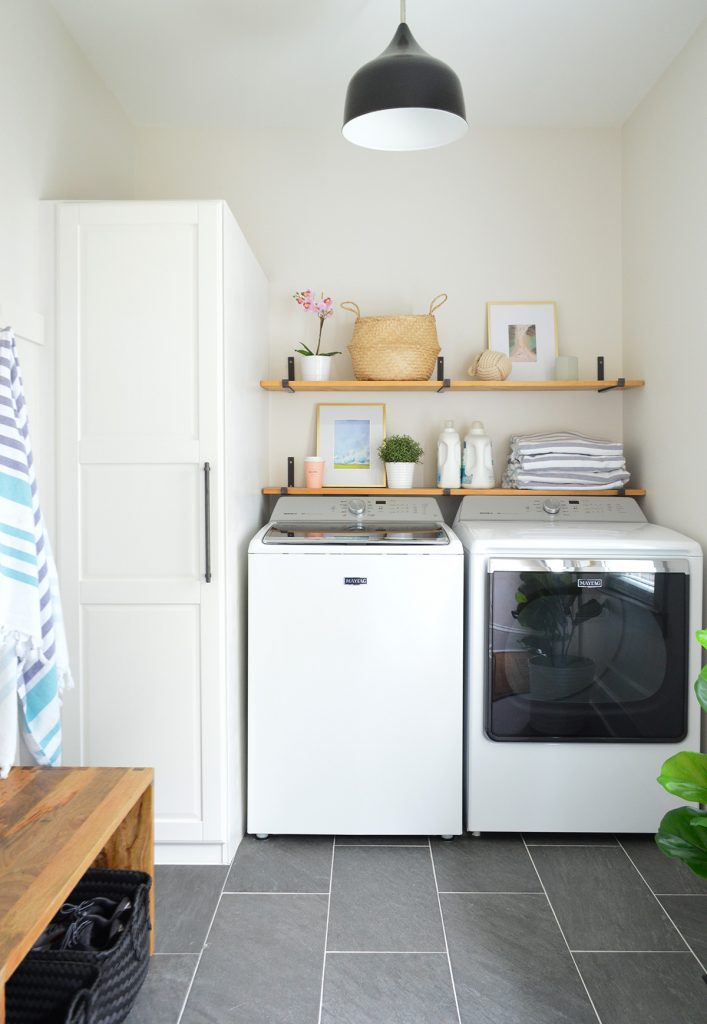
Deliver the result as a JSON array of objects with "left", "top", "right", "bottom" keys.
[
  {"left": 691, "top": 814, "right": 707, "bottom": 828},
  {"left": 655, "top": 807, "right": 707, "bottom": 878},
  {"left": 696, "top": 628, "right": 707, "bottom": 650},
  {"left": 695, "top": 665, "right": 707, "bottom": 713},
  {"left": 656, "top": 751, "right": 707, "bottom": 803},
  {"left": 573, "top": 599, "right": 604, "bottom": 624}
]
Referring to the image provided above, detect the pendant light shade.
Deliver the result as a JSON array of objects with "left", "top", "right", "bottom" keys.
[{"left": 343, "top": 16, "right": 467, "bottom": 152}]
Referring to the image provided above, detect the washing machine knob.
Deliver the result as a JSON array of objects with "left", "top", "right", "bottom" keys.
[
  {"left": 347, "top": 498, "right": 366, "bottom": 516},
  {"left": 543, "top": 499, "right": 562, "bottom": 515}
]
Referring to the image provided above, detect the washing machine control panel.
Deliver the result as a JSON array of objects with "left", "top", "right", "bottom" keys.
[
  {"left": 457, "top": 496, "right": 646, "bottom": 522},
  {"left": 272, "top": 496, "right": 444, "bottom": 522}
]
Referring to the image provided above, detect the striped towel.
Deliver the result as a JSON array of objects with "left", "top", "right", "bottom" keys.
[
  {"left": 0, "top": 327, "right": 72, "bottom": 777},
  {"left": 510, "top": 432, "right": 624, "bottom": 457},
  {"left": 503, "top": 430, "right": 629, "bottom": 491}
]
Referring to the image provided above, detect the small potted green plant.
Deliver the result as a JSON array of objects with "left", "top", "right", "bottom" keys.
[
  {"left": 293, "top": 289, "right": 341, "bottom": 381},
  {"left": 513, "top": 572, "right": 604, "bottom": 700},
  {"left": 377, "top": 434, "right": 424, "bottom": 489}
]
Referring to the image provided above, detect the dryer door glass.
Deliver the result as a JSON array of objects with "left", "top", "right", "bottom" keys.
[{"left": 487, "top": 560, "right": 689, "bottom": 742}]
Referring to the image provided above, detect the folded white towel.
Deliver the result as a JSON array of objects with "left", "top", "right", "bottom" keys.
[{"left": 510, "top": 431, "right": 624, "bottom": 457}]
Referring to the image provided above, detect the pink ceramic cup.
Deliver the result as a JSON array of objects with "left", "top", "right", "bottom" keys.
[{"left": 304, "top": 456, "right": 325, "bottom": 488}]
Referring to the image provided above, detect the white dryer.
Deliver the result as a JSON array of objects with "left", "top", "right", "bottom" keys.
[
  {"left": 248, "top": 496, "right": 463, "bottom": 837},
  {"left": 453, "top": 495, "right": 703, "bottom": 834}
]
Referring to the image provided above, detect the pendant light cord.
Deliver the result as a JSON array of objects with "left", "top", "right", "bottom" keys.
[{"left": 400, "top": 0, "right": 406, "bottom": 25}]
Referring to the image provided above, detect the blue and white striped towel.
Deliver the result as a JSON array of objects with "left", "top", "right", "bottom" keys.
[{"left": 0, "top": 327, "right": 72, "bottom": 777}]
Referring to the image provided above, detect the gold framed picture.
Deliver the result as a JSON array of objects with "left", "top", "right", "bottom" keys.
[{"left": 316, "top": 403, "right": 387, "bottom": 487}]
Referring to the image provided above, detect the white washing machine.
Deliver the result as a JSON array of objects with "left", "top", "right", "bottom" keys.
[
  {"left": 248, "top": 496, "right": 463, "bottom": 837},
  {"left": 453, "top": 495, "right": 703, "bottom": 834}
]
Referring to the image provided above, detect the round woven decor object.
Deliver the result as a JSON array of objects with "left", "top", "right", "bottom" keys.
[
  {"left": 468, "top": 350, "right": 512, "bottom": 380},
  {"left": 342, "top": 295, "right": 446, "bottom": 381}
]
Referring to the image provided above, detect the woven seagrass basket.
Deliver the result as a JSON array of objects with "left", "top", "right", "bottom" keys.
[{"left": 342, "top": 294, "right": 447, "bottom": 380}]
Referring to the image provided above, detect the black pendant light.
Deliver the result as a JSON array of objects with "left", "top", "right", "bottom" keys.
[{"left": 343, "top": 0, "right": 467, "bottom": 151}]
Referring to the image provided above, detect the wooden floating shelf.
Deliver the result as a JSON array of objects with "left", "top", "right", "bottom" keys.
[
  {"left": 260, "top": 379, "right": 644, "bottom": 393},
  {"left": 263, "top": 487, "right": 646, "bottom": 497}
]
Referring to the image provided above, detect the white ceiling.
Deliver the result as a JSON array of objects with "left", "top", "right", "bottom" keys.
[{"left": 50, "top": 0, "right": 707, "bottom": 129}]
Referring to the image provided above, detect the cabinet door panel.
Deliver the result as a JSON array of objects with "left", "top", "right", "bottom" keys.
[
  {"left": 80, "top": 223, "right": 199, "bottom": 443},
  {"left": 82, "top": 604, "right": 203, "bottom": 835},
  {"left": 81, "top": 464, "right": 200, "bottom": 580}
]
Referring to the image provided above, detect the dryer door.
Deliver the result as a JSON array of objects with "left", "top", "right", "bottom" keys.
[{"left": 487, "top": 558, "right": 690, "bottom": 742}]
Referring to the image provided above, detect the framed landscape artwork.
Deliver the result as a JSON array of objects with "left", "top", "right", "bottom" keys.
[
  {"left": 316, "top": 403, "right": 387, "bottom": 487},
  {"left": 487, "top": 301, "right": 558, "bottom": 380}
]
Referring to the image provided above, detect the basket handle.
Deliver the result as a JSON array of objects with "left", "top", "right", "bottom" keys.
[
  {"left": 428, "top": 294, "right": 448, "bottom": 315},
  {"left": 340, "top": 301, "right": 361, "bottom": 318}
]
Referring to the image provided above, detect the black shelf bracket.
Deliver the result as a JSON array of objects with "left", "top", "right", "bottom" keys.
[
  {"left": 279, "top": 487, "right": 288, "bottom": 495},
  {"left": 281, "top": 356, "right": 295, "bottom": 391},
  {"left": 437, "top": 378, "right": 451, "bottom": 393},
  {"left": 443, "top": 488, "right": 452, "bottom": 496},
  {"left": 616, "top": 486, "right": 626, "bottom": 497},
  {"left": 598, "top": 377, "right": 626, "bottom": 393},
  {"left": 287, "top": 456, "right": 295, "bottom": 488}
]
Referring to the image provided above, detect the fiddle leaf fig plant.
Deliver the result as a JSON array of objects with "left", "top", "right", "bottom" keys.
[
  {"left": 655, "top": 629, "right": 707, "bottom": 878},
  {"left": 512, "top": 572, "right": 604, "bottom": 666}
]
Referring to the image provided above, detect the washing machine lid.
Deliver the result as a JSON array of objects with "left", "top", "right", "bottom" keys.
[{"left": 262, "top": 522, "right": 449, "bottom": 545}]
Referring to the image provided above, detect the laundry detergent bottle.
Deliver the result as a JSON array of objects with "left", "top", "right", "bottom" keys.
[
  {"left": 462, "top": 421, "right": 495, "bottom": 488},
  {"left": 437, "top": 420, "right": 461, "bottom": 488}
]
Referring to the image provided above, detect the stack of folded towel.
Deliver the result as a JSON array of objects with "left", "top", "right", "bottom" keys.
[{"left": 503, "top": 431, "right": 630, "bottom": 490}]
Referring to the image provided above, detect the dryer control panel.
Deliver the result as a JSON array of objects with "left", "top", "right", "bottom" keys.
[
  {"left": 457, "top": 496, "right": 646, "bottom": 522},
  {"left": 272, "top": 496, "right": 443, "bottom": 522}
]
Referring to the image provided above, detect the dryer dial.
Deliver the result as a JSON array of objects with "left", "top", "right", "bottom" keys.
[
  {"left": 347, "top": 498, "right": 367, "bottom": 517},
  {"left": 543, "top": 499, "right": 562, "bottom": 515}
]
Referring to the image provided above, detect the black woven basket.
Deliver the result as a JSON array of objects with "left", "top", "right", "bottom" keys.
[
  {"left": 6, "top": 959, "right": 97, "bottom": 1024},
  {"left": 13, "top": 869, "right": 152, "bottom": 1024}
]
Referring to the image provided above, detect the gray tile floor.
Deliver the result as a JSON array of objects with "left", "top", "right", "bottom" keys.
[{"left": 126, "top": 834, "right": 707, "bottom": 1024}]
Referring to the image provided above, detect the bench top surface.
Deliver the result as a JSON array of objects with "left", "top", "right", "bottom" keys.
[{"left": 0, "top": 766, "right": 152, "bottom": 978}]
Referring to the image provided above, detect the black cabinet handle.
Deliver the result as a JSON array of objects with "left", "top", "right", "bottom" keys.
[{"left": 204, "top": 462, "right": 212, "bottom": 583}]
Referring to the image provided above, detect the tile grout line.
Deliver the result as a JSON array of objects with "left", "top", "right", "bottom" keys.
[
  {"left": 438, "top": 890, "right": 543, "bottom": 895},
  {"left": 654, "top": 892, "right": 707, "bottom": 897},
  {"left": 221, "top": 891, "right": 330, "bottom": 896},
  {"left": 428, "top": 839, "right": 463, "bottom": 1024},
  {"left": 316, "top": 836, "right": 336, "bottom": 1024},
  {"left": 175, "top": 863, "right": 232, "bottom": 1024},
  {"left": 521, "top": 836, "right": 604, "bottom": 1024},
  {"left": 326, "top": 949, "right": 451, "bottom": 955},
  {"left": 614, "top": 837, "right": 707, "bottom": 972},
  {"left": 335, "top": 843, "right": 430, "bottom": 847},
  {"left": 570, "top": 949, "right": 698, "bottom": 954}
]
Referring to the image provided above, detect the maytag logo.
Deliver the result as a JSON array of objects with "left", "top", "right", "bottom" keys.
[
  {"left": 578, "top": 578, "right": 603, "bottom": 589},
  {"left": 344, "top": 577, "right": 367, "bottom": 586}
]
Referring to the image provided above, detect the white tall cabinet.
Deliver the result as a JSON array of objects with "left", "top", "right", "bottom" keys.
[{"left": 55, "top": 201, "right": 268, "bottom": 864}]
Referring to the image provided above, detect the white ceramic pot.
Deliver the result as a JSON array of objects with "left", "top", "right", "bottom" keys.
[
  {"left": 528, "top": 656, "right": 596, "bottom": 701},
  {"left": 299, "top": 355, "right": 333, "bottom": 381},
  {"left": 385, "top": 462, "right": 416, "bottom": 488}
]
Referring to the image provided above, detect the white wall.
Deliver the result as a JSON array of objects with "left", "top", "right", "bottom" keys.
[
  {"left": 0, "top": 0, "right": 136, "bottom": 525},
  {"left": 622, "top": 20, "right": 707, "bottom": 611},
  {"left": 135, "top": 125, "right": 625, "bottom": 488}
]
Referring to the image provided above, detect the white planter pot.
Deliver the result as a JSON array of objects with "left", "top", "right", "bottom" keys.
[
  {"left": 299, "top": 355, "right": 333, "bottom": 381},
  {"left": 385, "top": 462, "right": 416, "bottom": 488},
  {"left": 528, "top": 655, "right": 596, "bottom": 701}
]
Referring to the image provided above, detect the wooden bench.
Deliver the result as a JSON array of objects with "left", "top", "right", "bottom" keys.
[{"left": 0, "top": 767, "right": 154, "bottom": 1024}]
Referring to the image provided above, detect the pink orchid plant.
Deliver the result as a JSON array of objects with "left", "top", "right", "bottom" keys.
[{"left": 293, "top": 289, "right": 341, "bottom": 357}]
